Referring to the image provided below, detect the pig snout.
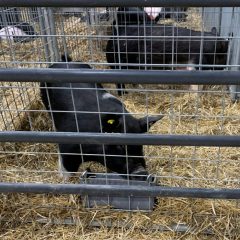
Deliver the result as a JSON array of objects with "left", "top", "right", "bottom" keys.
[{"left": 130, "top": 166, "right": 149, "bottom": 181}]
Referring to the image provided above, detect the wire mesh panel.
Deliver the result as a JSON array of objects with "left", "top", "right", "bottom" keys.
[
  {"left": 203, "top": 7, "right": 240, "bottom": 101},
  {"left": 0, "top": 4, "right": 239, "bottom": 238}
]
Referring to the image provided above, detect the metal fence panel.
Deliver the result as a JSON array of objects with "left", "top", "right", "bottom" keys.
[{"left": 0, "top": 3, "right": 239, "bottom": 236}]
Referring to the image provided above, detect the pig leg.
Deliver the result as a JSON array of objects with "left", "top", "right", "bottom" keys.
[
  {"left": 58, "top": 154, "right": 72, "bottom": 182},
  {"left": 58, "top": 144, "right": 82, "bottom": 182},
  {"left": 187, "top": 66, "right": 203, "bottom": 94}
]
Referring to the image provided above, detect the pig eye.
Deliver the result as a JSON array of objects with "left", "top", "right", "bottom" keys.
[
  {"left": 107, "top": 119, "right": 115, "bottom": 125},
  {"left": 102, "top": 116, "right": 121, "bottom": 133},
  {"left": 106, "top": 118, "right": 119, "bottom": 128}
]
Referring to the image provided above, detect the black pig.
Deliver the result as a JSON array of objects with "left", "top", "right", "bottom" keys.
[
  {"left": 106, "top": 24, "right": 229, "bottom": 95},
  {"left": 40, "top": 55, "right": 163, "bottom": 180}
]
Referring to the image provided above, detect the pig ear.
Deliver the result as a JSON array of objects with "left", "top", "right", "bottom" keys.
[{"left": 139, "top": 115, "right": 164, "bottom": 132}]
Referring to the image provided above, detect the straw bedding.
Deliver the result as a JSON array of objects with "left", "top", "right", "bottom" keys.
[{"left": 0, "top": 8, "right": 239, "bottom": 239}]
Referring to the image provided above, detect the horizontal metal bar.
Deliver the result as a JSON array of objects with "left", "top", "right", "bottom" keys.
[
  {"left": 0, "top": 217, "right": 213, "bottom": 235},
  {"left": 0, "top": 182, "right": 239, "bottom": 199},
  {"left": 0, "top": 131, "right": 240, "bottom": 147},
  {"left": 1, "top": 69, "right": 240, "bottom": 85},
  {"left": 0, "top": 218, "right": 212, "bottom": 235},
  {"left": 0, "top": 0, "right": 240, "bottom": 7}
]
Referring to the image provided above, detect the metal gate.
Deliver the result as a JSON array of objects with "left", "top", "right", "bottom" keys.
[{"left": 0, "top": 0, "right": 239, "bottom": 238}]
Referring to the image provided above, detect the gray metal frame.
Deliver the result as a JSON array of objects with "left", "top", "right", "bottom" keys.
[
  {"left": 203, "top": 7, "right": 240, "bottom": 101},
  {"left": 1, "top": 69, "right": 240, "bottom": 84},
  {"left": 0, "top": 131, "right": 240, "bottom": 147},
  {"left": 1, "top": 0, "right": 240, "bottom": 8},
  {"left": 0, "top": 182, "right": 239, "bottom": 199},
  {"left": 0, "top": 0, "right": 239, "bottom": 222}
]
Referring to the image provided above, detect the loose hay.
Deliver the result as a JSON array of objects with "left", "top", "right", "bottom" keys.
[
  {"left": 55, "top": 17, "right": 107, "bottom": 68},
  {"left": 0, "top": 9, "right": 239, "bottom": 239},
  {"left": 0, "top": 27, "right": 48, "bottom": 130},
  {"left": 0, "top": 83, "right": 40, "bottom": 131}
]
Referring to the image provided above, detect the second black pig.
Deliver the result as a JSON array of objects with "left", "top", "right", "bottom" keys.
[{"left": 106, "top": 25, "right": 229, "bottom": 95}]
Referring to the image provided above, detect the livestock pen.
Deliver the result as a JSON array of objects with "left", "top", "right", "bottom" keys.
[{"left": 0, "top": 1, "right": 239, "bottom": 239}]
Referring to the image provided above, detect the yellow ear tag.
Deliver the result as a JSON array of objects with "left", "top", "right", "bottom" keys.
[{"left": 107, "top": 119, "right": 115, "bottom": 125}]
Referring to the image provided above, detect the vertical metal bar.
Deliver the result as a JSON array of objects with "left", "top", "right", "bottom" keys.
[
  {"left": 42, "top": 7, "right": 57, "bottom": 63},
  {"left": 115, "top": 8, "right": 124, "bottom": 93},
  {"left": 47, "top": 7, "right": 60, "bottom": 61},
  {"left": 229, "top": 7, "right": 240, "bottom": 101},
  {"left": 38, "top": 7, "right": 51, "bottom": 63}
]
